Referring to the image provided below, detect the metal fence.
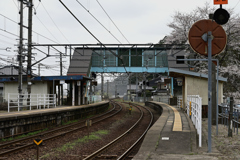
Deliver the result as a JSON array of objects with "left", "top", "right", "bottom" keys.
[
  {"left": 8, "top": 93, "right": 56, "bottom": 112},
  {"left": 218, "top": 103, "right": 240, "bottom": 134},
  {"left": 187, "top": 95, "right": 202, "bottom": 147},
  {"left": 91, "top": 95, "right": 102, "bottom": 103},
  {"left": 152, "top": 95, "right": 170, "bottom": 104},
  {"left": 123, "top": 96, "right": 152, "bottom": 102}
]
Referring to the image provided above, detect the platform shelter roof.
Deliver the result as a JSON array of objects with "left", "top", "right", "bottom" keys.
[{"left": 169, "top": 68, "right": 227, "bottom": 82}]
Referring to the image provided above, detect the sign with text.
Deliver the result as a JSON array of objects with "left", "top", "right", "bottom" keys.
[{"left": 214, "top": 0, "right": 228, "bottom": 5}]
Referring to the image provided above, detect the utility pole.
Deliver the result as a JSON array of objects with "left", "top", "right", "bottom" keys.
[
  {"left": 27, "top": 0, "right": 33, "bottom": 106},
  {"left": 18, "top": 0, "right": 24, "bottom": 109}
]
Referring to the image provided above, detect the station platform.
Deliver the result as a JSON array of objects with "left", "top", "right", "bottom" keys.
[
  {"left": 0, "top": 101, "right": 108, "bottom": 120},
  {"left": 0, "top": 101, "right": 109, "bottom": 138},
  {"left": 133, "top": 102, "right": 219, "bottom": 160}
]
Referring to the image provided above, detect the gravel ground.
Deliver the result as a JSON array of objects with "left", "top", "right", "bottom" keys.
[{"left": 202, "top": 118, "right": 240, "bottom": 160}]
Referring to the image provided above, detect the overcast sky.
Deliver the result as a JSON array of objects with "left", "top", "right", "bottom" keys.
[{"left": 0, "top": 0, "right": 239, "bottom": 76}]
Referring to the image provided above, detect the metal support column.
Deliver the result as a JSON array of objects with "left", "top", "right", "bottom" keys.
[
  {"left": 136, "top": 73, "right": 138, "bottom": 102},
  {"left": 207, "top": 31, "right": 213, "bottom": 153},
  {"left": 78, "top": 82, "right": 81, "bottom": 105},
  {"left": 58, "top": 84, "right": 60, "bottom": 105},
  {"left": 129, "top": 73, "right": 131, "bottom": 101},
  {"left": 107, "top": 80, "right": 109, "bottom": 99},
  {"left": 144, "top": 73, "right": 146, "bottom": 102},
  {"left": 90, "top": 80, "right": 92, "bottom": 104},
  {"left": 228, "top": 97, "right": 233, "bottom": 137},
  {"left": 101, "top": 73, "right": 104, "bottom": 100},
  {"left": 72, "top": 81, "right": 75, "bottom": 106}
]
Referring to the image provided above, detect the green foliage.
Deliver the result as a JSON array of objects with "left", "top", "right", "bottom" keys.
[
  {"left": 55, "top": 130, "right": 108, "bottom": 152},
  {"left": 62, "top": 120, "right": 78, "bottom": 125},
  {"left": 0, "top": 128, "right": 48, "bottom": 142}
]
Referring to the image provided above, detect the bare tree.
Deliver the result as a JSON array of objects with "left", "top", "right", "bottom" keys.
[{"left": 163, "top": 3, "right": 240, "bottom": 96}]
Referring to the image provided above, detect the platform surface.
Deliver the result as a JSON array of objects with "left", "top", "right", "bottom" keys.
[{"left": 133, "top": 102, "right": 219, "bottom": 160}]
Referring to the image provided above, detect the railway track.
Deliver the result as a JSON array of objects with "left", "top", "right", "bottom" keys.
[
  {"left": 83, "top": 102, "right": 153, "bottom": 160},
  {"left": 0, "top": 101, "right": 121, "bottom": 158}
]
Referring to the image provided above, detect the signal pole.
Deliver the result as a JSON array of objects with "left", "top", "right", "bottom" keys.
[{"left": 18, "top": 0, "right": 24, "bottom": 108}]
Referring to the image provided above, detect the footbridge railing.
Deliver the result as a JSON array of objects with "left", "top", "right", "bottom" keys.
[{"left": 187, "top": 95, "right": 202, "bottom": 147}]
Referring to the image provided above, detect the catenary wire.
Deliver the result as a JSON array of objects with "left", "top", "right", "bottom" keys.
[
  {"left": 96, "top": 0, "right": 130, "bottom": 44},
  {"left": 40, "top": 2, "right": 71, "bottom": 43},
  {"left": 35, "top": 15, "right": 60, "bottom": 43},
  {"left": 76, "top": 0, "right": 122, "bottom": 44},
  {"left": 59, "top": 0, "right": 129, "bottom": 75}
]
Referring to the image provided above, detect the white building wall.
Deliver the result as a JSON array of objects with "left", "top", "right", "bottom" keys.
[
  {"left": 4, "top": 82, "right": 48, "bottom": 101},
  {"left": 186, "top": 76, "right": 224, "bottom": 105}
]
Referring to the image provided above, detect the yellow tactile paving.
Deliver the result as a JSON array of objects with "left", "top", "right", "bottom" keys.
[{"left": 167, "top": 105, "right": 182, "bottom": 132}]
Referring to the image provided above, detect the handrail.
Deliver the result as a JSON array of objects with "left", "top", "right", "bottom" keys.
[
  {"left": 187, "top": 95, "right": 202, "bottom": 147},
  {"left": 8, "top": 93, "right": 56, "bottom": 112}
]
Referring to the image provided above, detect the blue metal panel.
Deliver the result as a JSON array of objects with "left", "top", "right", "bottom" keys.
[
  {"left": 90, "top": 67, "right": 168, "bottom": 73},
  {"left": 171, "top": 77, "right": 174, "bottom": 96},
  {"left": 0, "top": 75, "right": 86, "bottom": 82},
  {"left": 33, "top": 75, "right": 84, "bottom": 81}
]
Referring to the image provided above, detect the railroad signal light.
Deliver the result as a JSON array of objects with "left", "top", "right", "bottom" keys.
[
  {"left": 92, "top": 81, "right": 97, "bottom": 86},
  {"left": 213, "top": 8, "right": 230, "bottom": 25},
  {"left": 91, "top": 72, "right": 96, "bottom": 78}
]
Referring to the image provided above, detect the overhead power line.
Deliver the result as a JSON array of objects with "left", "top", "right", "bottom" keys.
[
  {"left": 40, "top": 2, "right": 71, "bottom": 43},
  {"left": 59, "top": 0, "right": 129, "bottom": 75},
  {"left": 35, "top": 15, "right": 60, "bottom": 43},
  {"left": 0, "top": 13, "right": 59, "bottom": 44},
  {"left": 96, "top": 0, "right": 130, "bottom": 44},
  {"left": 76, "top": 0, "right": 122, "bottom": 44}
]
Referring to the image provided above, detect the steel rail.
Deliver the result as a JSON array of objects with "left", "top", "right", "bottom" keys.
[
  {"left": 0, "top": 104, "right": 115, "bottom": 149},
  {"left": 0, "top": 101, "right": 121, "bottom": 157},
  {"left": 83, "top": 102, "right": 144, "bottom": 160},
  {"left": 117, "top": 103, "right": 154, "bottom": 159}
]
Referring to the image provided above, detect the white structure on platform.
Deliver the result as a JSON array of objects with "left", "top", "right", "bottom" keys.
[
  {"left": 8, "top": 93, "right": 56, "bottom": 112},
  {"left": 187, "top": 95, "right": 202, "bottom": 147}
]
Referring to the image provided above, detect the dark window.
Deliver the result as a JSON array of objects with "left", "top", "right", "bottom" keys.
[
  {"left": 176, "top": 56, "right": 185, "bottom": 64},
  {"left": 118, "top": 48, "right": 129, "bottom": 67},
  {"left": 131, "top": 49, "right": 142, "bottom": 67}
]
